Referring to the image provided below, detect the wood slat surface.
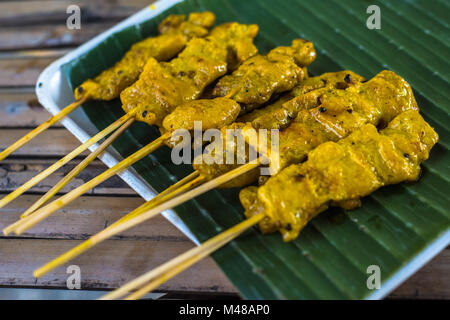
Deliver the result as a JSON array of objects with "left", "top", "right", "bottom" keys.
[
  {"left": 0, "top": 57, "right": 55, "bottom": 87},
  {"left": 0, "top": 23, "right": 115, "bottom": 51},
  {"left": 0, "top": 159, "right": 136, "bottom": 195},
  {"left": 0, "top": 0, "right": 149, "bottom": 26},
  {"left": 0, "top": 238, "right": 236, "bottom": 293},
  {"left": 0, "top": 92, "right": 60, "bottom": 128},
  {"left": 0, "top": 130, "right": 87, "bottom": 156},
  {"left": 0, "top": 0, "right": 447, "bottom": 300}
]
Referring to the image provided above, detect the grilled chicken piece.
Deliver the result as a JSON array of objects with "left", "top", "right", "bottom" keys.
[
  {"left": 241, "top": 110, "right": 438, "bottom": 241},
  {"left": 208, "top": 22, "right": 259, "bottom": 70},
  {"left": 213, "top": 39, "right": 316, "bottom": 111},
  {"left": 163, "top": 97, "right": 241, "bottom": 131},
  {"left": 246, "top": 70, "right": 365, "bottom": 130},
  {"left": 120, "top": 22, "right": 259, "bottom": 127},
  {"left": 75, "top": 12, "right": 215, "bottom": 101},
  {"left": 158, "top": 11, "right": 215, "bottom": 38}
]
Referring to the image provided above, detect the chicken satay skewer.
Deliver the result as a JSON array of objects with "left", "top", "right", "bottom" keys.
[
  {"left": 0, "top": 21, "right": 259, "bottom": 211},
  {"left": 0, "top": 12, "right": 214, "bottom": 164},
  {"left": 11, "top": 39, "right": 315, "bottom": 232},
  {"left": 103, "top": 109, "right": 439, "bottom": 299}
]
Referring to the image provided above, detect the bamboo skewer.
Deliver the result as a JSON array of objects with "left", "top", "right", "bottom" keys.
[
  {"left": 101, "top": 212, "right": 265, "bottom": 300},
  {"left": 0, "top": 110, "right": 136, "bottom": 211},
  {"left": 13, "top": 131, "right": 172, "bottom": 235},
  {"left": 47, "top": 157, "right": 262, "bottom": 250},
  {"left": 33, "top": 173, "right": 205, "bottom": 278},
  {"left": 2, "top": 118, "right": 136, "bottom": 236},
  {"left": 115, "top": 173, "right": 205, "bottom": 224},
  {"left": 124, "top": 233, "right": 237, "bottom": 300},
  {"left": 0, "top": 98, "right": 87, "bottom": 162},
  {"left": 19, "top": 117, "right": 135, "bottom": 219}
]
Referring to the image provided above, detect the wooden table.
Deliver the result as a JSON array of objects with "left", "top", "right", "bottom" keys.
[{"left": 0, "top": 0, "right": 448, "bottom": 299}]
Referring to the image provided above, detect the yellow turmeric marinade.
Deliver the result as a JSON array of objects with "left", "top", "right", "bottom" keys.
[
  {"left": 75, "top": 12, "right": 215, "bottom": 101},
  {"left": 241, "top": 110, "right": 438, "bottom": 241}
]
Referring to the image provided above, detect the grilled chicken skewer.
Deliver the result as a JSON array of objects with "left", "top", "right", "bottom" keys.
[
  {"left": 31, "top": 69, "right": 415, "bottom": 277},
  {"left": 0, "top": 20, "right": 259, "bottom": 212},
  {"left": 102, "top": 109, "right": 438, "bottom": 299},
  {"left": 0, "top": 12, "right": 214, "bottom": 163},
  {"left": 12, "top": 38, "right": 317, "bottom": 235}
]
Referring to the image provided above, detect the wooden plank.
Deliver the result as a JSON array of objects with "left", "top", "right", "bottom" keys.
[
  {"left": 390, "top": 249, "right": 450, "bottom": 299},
  {"left": 0, "top": 57, "right": 55, "bottom": 87},
  {"left": 0, "top": 194, "right": 181, "bottom": 241},
  {"left": 0, "top": 229, "right": 447, "bottom": 298},
  {"left": 0, "top": 23, "right": 115, "bottom": 51},
  {"left": 0, "top": 0, "right": 153, "bottom": 26},
  {"left": 0, "top": 238, "right": 237, "bottom": 293},
  {"left": 0, "top": 92, "right": 60, "bottom": 128},
  {"left": 0, "top": 159, "right": 136, "bottom": 195},
  {"left": 0, "top": 128, "right": 88, "bottom": 156}
]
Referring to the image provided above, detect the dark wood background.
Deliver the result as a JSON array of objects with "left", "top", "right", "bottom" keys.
[{"left": 0, "top": 0, "right": 448, "bottom": 299}]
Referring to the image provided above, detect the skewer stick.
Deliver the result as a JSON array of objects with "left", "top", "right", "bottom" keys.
[
  {"left": 14, "top": 131, "right": 172, "bottom": 235},
  {"left": 0, "top": 110, "right": 135, "bottom": 210},
  {"left": 33, "top": 173, "right": 205, "bottom": 278},
  {"left": 0, "top": 98, "right": 87, "bottom": 162},
  {"left": 63, "top": 157, "right": 263, "bottom": 252},
  {"left": 19, "top": 118, "right": 135, "bottom": 219},
  {"left": 101, "top": 212, "right": 265, "bottom": 300},
  {"left": 124, "top": 233, "right": 235, "bottom": 300},
  {"left": 116, "top": 172, "right": 204, "bottom": 224}
]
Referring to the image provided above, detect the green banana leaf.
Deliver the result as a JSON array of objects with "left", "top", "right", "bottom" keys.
[{"left": 62, "top": 0, "right": 450, "bottom": 299}]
